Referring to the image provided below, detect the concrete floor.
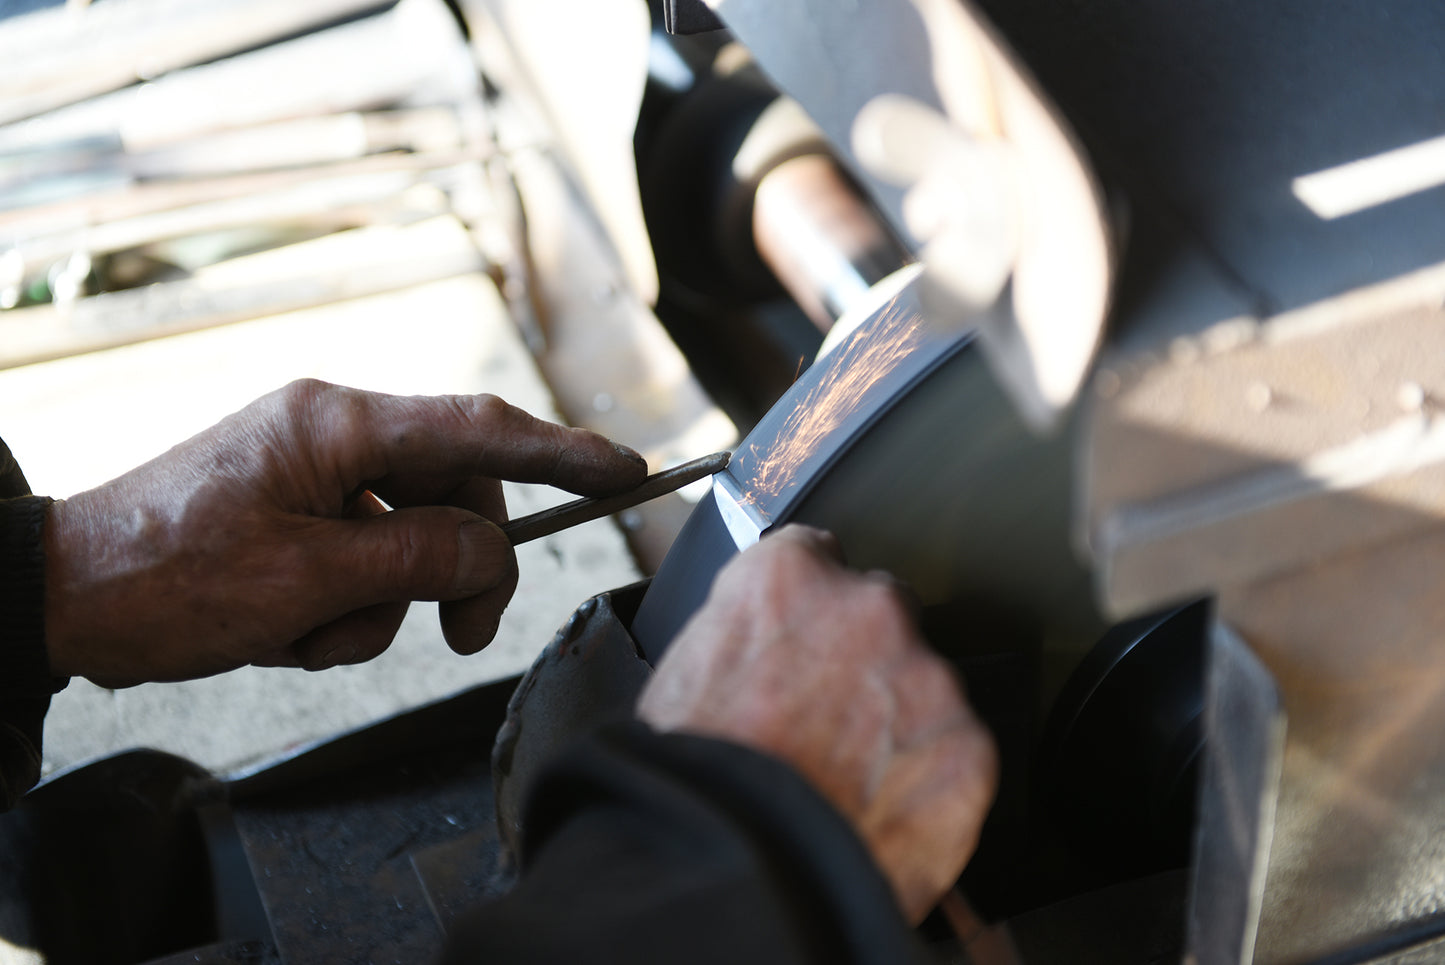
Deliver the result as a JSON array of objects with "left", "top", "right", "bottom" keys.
[{"left": 0, "top": 270, "right": 643, "bottom": 778}]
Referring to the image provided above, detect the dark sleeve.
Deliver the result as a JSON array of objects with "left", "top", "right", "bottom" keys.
[
  {"left": 0, "top": 437, "right": 66, "bottom": 811},
  {"left": 440, "top": 723, "right": 933, "bottom": 965}
]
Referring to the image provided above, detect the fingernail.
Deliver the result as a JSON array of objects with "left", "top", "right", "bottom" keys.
[
  {"left": 317, "top": 644, "right": 355, "bottom": 670},
  {"left": 456, "top": 519, "right": 510, "bottom": 594},
  {"left": 610, "top": 440, "right": 648, "bottom": 469}
]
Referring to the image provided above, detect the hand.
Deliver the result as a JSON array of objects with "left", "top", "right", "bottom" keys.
[
  {"left": 43, "top": 379, "right": 647, "bottom": 688},
  {"left": 636, "top": 525, "right": 998, "bottom": 923}
]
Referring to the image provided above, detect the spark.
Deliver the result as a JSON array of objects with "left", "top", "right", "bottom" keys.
[{"left": 739, "top": 298, "right": 926, "bottom": 510}]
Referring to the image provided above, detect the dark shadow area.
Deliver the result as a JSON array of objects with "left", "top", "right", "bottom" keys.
[
  {"left": 0, "top": 679, "right": 519, "bottom": 964},
  {"left": 971, "top": 0, "right": 1445, "bottom": 323}
]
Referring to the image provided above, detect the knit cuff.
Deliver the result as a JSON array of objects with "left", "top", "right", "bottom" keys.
[{"left": 1, "top": 496, "right": 68, "bottom": 699}]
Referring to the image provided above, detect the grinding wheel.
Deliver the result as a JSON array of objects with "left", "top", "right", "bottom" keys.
[{"left": 631, "top": 269, "right": 1106, "bottom": 668}]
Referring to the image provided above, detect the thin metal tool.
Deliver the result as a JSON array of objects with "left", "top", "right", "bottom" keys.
[{"left": 501, "top": 451, "right": 731, "bottom": 545}]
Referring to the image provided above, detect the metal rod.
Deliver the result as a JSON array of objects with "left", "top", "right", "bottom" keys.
[
  {"left": 502, "top": 451, "right": 731, "bottom": 545},
  {"left": 752, "top": 153, "right": 911, "bottom": 332}
]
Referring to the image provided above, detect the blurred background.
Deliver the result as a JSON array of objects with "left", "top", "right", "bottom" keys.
[{"left": 0, "top": 0, "right": 701, "bottom": 779}]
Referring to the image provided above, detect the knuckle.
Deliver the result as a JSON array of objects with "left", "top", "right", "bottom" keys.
[
  {"left": 469, "top": 393, "right": 513, "bottom": 426},
  {"left": 280, "top": 379, "right": 370, "bottom": 451},
  {"left": 752, "top": 537, "right": 799, "bottom": 573},
  {"left": 856, "top": 578, "right": 914, "bottom": 630},
  {"left": 374, "top": 521, "right": 437, "bottom": 593},
  {"left": 923, "top": 656, "right": 970, "bottom": 712},
  {"left": 276, "top": 378, "right": 333, "bottom": 418},
  {"left": 759, "top": 534, "right": 826, "bottom": 580},
  {"left": 861, "top": 568, "right": 909, "bottom": 601},
  {"left": 537, "top": 428, "right": 570, "bottom": 485},
  {"left": 392, "top": 526, "right": 425, "bottom": 584},
  {"left": 953, "top": 722, "right": 1001, "bottom": 799}
]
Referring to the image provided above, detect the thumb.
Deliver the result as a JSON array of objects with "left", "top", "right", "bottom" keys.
[{"left": 314, "top": 506, "right": 517, "bottom": 609}]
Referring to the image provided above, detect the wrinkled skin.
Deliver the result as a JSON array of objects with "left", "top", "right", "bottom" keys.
[
  {"left": 638, "top": 525, "right": 999, "bottom": 924},
  {"left": 44, "top": 379, "right": 648, "bottom": 687}
]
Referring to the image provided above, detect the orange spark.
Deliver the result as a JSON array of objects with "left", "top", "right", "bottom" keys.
[{"left": 740, "top": 298, "right": 927, "bottom": 511}]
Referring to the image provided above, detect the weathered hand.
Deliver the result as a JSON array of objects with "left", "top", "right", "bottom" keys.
[
  {"left": 637, "top": 524, "right": 998, "bottom": 923},
  {"left": 43, "top": 379, "right": 647, "bottom": 688}
]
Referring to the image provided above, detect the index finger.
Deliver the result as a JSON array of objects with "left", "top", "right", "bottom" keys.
[{"left": 288, "top": 381, "right": 649, "bottom": 496}]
